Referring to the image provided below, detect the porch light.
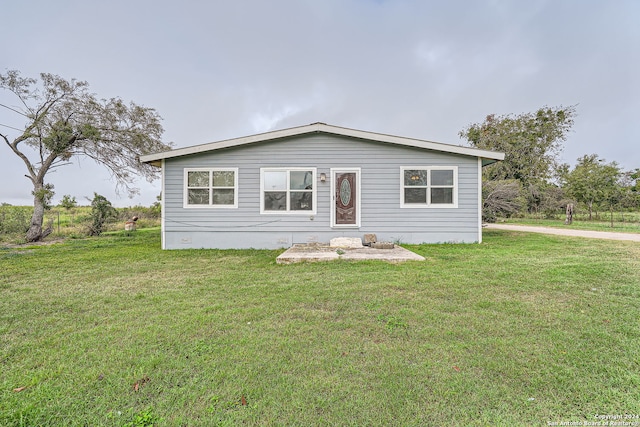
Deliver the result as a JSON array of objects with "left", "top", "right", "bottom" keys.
[{"left": 320, "top": 173, "right": 326, "bottom": 182}]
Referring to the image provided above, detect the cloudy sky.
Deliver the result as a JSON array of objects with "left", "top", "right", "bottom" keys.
[{"left": 1, "top": 0, "right": 638, "bottom": 207}]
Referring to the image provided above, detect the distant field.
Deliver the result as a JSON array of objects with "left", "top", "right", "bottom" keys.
[
  {"left": 1, "top": 228, "right": 638, "bottom": 426},
  {"left": 500, "top": 212, "right": 640, "bottom": 234},
  {"left": 0, "top": 205, "right": 160, "bottom": 243}
]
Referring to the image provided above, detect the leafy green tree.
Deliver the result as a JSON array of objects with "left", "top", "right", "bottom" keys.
[
  {"left": 59, "top": 194, "right": 77, "bottom": 210},
  {"left": 616, "top": 169, "right": 640, "bottom": 220},
  {"left": 58, "top": 194, "right": 78, "bottom": 225},
  {"left": 459, "top": 105, "right": 576, "bottom": 213},
  {"left": 88, "top": 193, "right": 117, "bottom": 236},
  {"left": 0, "top": 70, "right": 171, "bottom": 242},
  {"left": 630, "top": 169, "right": 640, "bottom": 193},
  {"left": 563, "top": 154, "right": 622, "bottom": 221}
]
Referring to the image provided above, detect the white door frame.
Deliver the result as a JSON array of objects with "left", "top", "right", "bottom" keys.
[{"left": 330, "top": 168, "right": 361, "bottom": 228}]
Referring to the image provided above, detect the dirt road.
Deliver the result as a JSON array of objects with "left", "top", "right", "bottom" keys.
[{"left": 485, "top": 223, "right": 640, "bottom": 242}]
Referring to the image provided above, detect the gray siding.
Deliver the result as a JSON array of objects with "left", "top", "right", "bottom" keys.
[{"left": 162, "top": 133, "right": 480, "bottom": 249}]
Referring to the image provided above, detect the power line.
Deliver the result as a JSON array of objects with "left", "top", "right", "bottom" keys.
[
  {"left": 0, "top": 122, "right": 24, "bottom": 132},
  {"left": 0, "top": 102, "right": 28, "bottom": 117}
]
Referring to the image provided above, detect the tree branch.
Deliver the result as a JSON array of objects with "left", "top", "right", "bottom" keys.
[{"left": 1, "top": 132, "right": 38, "bottom": 184}]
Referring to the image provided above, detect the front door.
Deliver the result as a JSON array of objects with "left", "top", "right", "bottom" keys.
[{"left": 332, "top": 169, "right": 360, "bottom": 227}]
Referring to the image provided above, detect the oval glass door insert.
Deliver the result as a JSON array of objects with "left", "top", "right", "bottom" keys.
[{"left": 340, "top": 178, "right": 351, "bottom": 206}]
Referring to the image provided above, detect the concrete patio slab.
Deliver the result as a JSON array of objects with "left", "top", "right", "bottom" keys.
[{"left": 276, "top": 243, "right": 425, "bottom": 264}]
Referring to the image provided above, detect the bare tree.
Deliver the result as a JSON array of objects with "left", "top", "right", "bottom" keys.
[
  {"left": 0, "top": 70, "right": 172, "bottom": 241},
  {"left": 481, "top": 180, "right": 525, "bottom": 223}
]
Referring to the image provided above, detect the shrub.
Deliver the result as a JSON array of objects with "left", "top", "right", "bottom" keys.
[
  {"left": 87, "top": 193, "right": 117, "bottom": 236},
  {"left": 0, "top": 205, "right": 31, "bottom": 235}
]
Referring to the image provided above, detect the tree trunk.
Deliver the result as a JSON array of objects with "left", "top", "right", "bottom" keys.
[
  {"left": 610, "top": 205, "right": 614, "bottom": 228},
  {"left": 588, "top": 202, "right": 593, "bottom": 220},
  {"left": 25, "top": 184, "right": 53, "bottom": 242},
  {"left": 564, "top": 203, "right": 574, "bottom": 225}
]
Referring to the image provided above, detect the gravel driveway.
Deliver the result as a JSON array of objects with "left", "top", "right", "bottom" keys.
[{"left": 485, "top": 223, "right": 640, "bottom": 242}]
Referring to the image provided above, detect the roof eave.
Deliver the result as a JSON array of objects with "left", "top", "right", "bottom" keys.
[
  {"left": 140, "top": 125, "right": 310, "bottom": 163},
  {"left": 139, "top": 123, "right": 505, "bottom": 164},
  {"left": 481, "top": 157, "right": 503, "bottom": 167}
]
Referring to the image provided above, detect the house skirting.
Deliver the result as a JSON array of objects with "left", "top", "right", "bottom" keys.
[{"left": 163, "top": 230, "right": 479, "bottom": 249}]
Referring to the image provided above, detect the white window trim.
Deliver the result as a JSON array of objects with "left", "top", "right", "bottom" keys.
[
  {"left": 260, "top": 167, "right": 317, "bottom": 215},
  {"left": 183, "top": 168, "right": 239, "bottom": 208},
  {"left": 400, "top": 166, "right": 458, "bottom": 208}
]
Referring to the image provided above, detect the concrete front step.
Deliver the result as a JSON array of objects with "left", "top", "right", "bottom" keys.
[{"left": 276, "top": 243, "right": 425, "bottom": 264}]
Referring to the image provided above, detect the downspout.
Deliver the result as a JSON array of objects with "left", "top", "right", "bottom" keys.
[
  {"left": 161, "top": 159, "right": 166, "bottom": 250},
  {"left": 478, "top": 157, "right": 483, "bottom": 243}
]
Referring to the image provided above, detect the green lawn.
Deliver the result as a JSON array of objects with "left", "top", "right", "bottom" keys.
[{"left": 1, "top": 229, "right": 639, "bottom": 426}]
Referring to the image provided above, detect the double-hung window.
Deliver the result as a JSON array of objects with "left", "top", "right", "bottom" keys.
[
  {"left": 401, "top": 166, "right": 457, "bottom": 208},
  {"left": 261, "top": 168, "right": 316, "bottom": 213},
  {"left": 184, "top": 168, "right": 238, "bottom": 208}
]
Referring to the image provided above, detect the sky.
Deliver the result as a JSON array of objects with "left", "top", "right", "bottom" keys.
[{"left": 1, "top": 0, "right": 638, "bottom": 207}]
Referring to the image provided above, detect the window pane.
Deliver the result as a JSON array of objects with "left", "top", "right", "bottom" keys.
[
  {"left": 188, "top": 189, "right": 210, "bottom": 205},
  {"left": 404, "top": 170, "right": 428, "bottom": 186},
  {"left": 290, "top": 170, "right": 313, "bottom": 190},
  {"left": 212, "top": 189, "right": 234, "bottom": 205},
  {"left": 431, "top": 188, "right": 453, "bottom": 204},
  {"left": 404, "top": 188, "right": 427, "bottom": 204},
  {"left": 290, "top": 191, "right": 312, "bottom": 210},
  {"left": 188, "top": 171, "right": 209, "bottom": 187},
  {"left": 264, "top": 191, "right": 287, "bottom": 210},
  {"left": 264, "top": 171, "right": 287, "bottom": 191},
  {"left": 212, "top": 170, "right": 235, "bottom": 187},
  {"left": 431, "top": 169, "right": 453, "bottom": 186}
]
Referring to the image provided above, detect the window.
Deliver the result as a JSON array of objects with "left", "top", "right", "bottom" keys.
[
  {"left": 401, "top": 166, "right": 457, "bottom": 208},
  {"left": 184, "top": 168, "right": 238, "bottom": 208},
  {"left": 261, "top": 168, "right": 316, "bottom": 213}
]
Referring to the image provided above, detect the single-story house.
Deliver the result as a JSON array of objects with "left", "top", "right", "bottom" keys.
[{"left": 140, "top": 122, "right": 504, "bottom": 249}]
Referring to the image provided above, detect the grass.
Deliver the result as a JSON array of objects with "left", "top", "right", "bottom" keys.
[{"left": 1, "top": 228, "right": 639, "bottom": 426}]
